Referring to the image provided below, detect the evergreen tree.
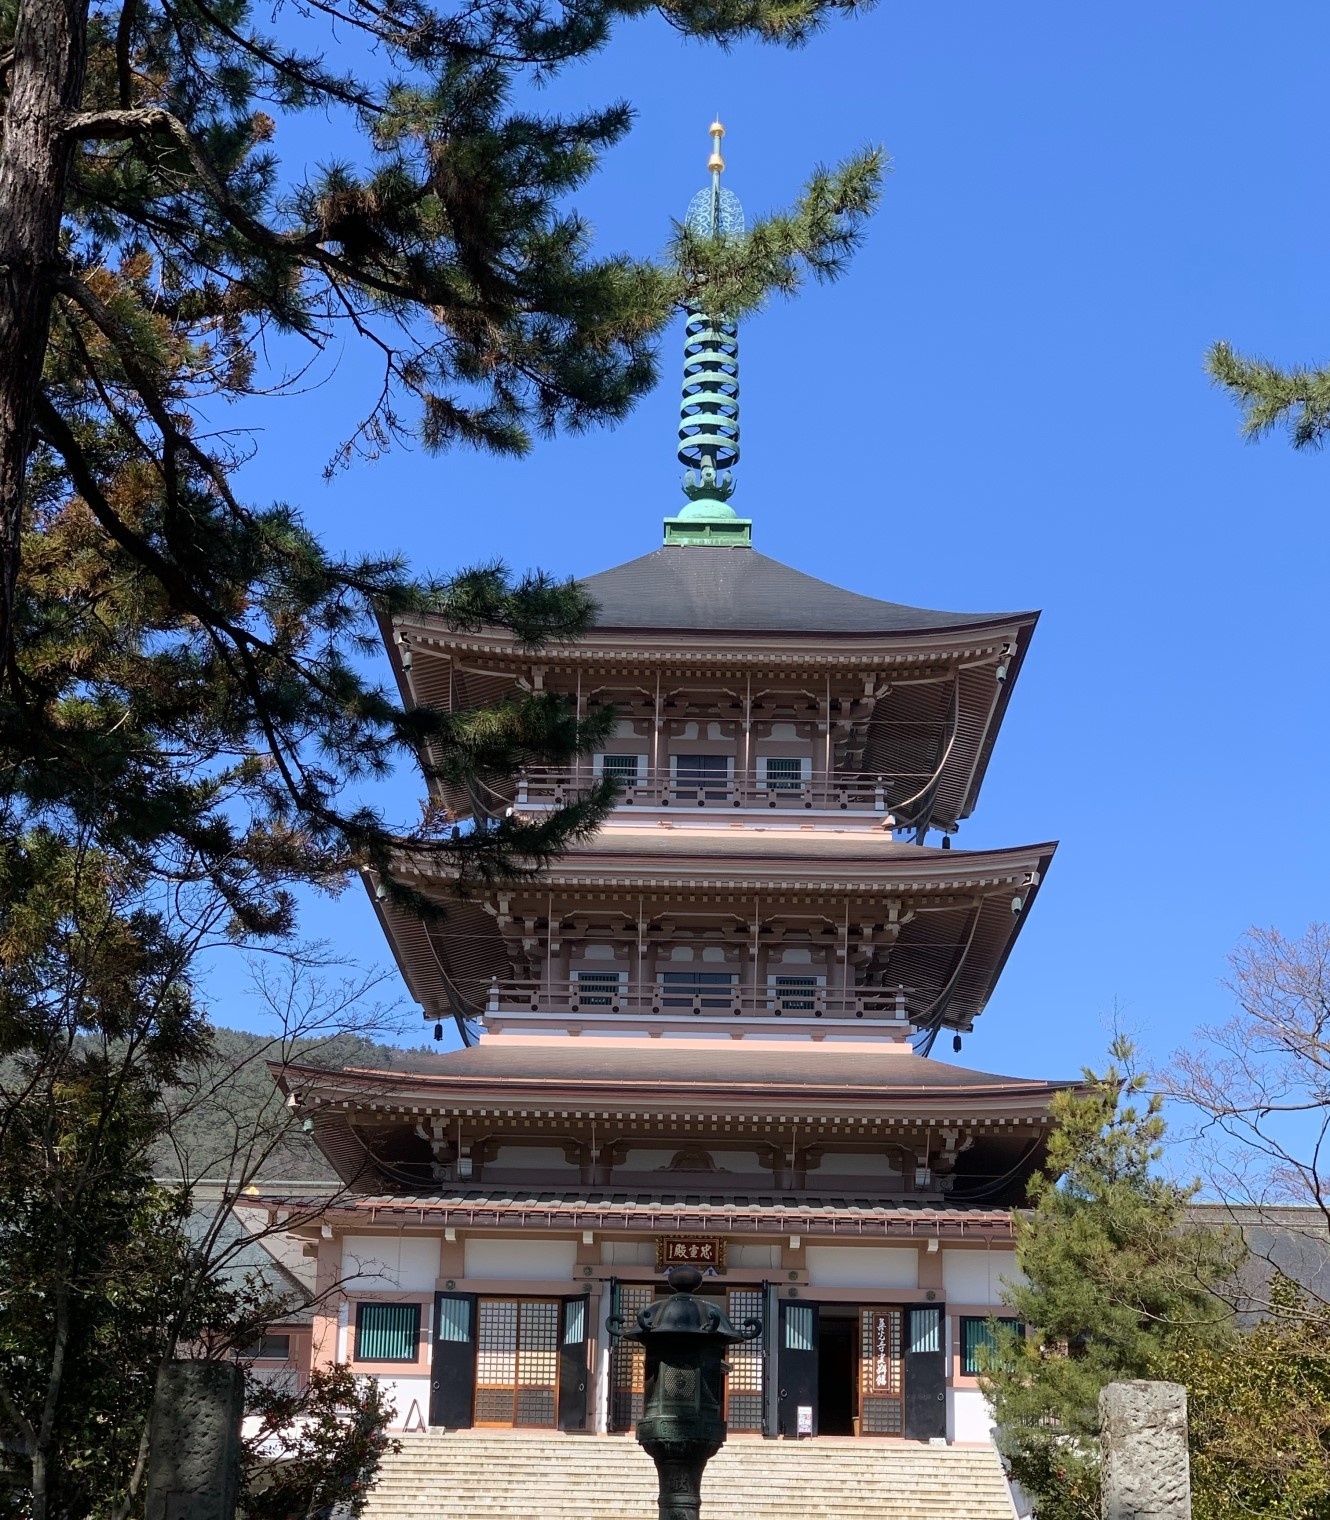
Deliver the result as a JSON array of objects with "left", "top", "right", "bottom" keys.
[
  {"left": 0, "top": 0, "right": 884, "bottom": 932},
  {"left": 981, "top": 1038, "right": 1240, "bottom": 1520},
  {"left": 1208, "top": 342, "right": 1330, "bottom": 450},
  {"left": 1163, "top": 1276, "right": 1330, "bottom": 1520},
  {"left": 0, "top": 825, "right": 407, "bottom": 1520}
]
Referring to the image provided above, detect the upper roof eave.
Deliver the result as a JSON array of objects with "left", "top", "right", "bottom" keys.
[{"left": 389, "top": 836, "right": 1058, "bottom": 890}]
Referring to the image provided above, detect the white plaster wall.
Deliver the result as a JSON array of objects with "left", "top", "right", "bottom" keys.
[
  {"left": 731, "top": 1244, "right": 781, "bottom": 1269},
  {"left": 371, "top": 1375, "right": 432, "bottom": 1430},
  {"left": 342, "top": 1235, "right": 441, "bottom": 1293},
  {"left": 464, "top": 1237, "right": 577, "bottom": 1280},
  {"left": 813, "top": 1152, "right": 900, "bottom": 1177},
  {"left": 601, "top": 1241, "right": 654, "bottom": 1265},
  {"left": 942, "top": 1248, "right": 1022, "bottom": 1305},
  {"left": 805, "top": 1245, "right": 919, "bottom": 1288},
  {"left": 488, "top": 1145, "right": 576, "bottom": 1170},
  {"left": 947, "top": 1387, "right": 997, "bottom": 1444}
]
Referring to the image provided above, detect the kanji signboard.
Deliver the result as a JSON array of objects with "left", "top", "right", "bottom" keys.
[{"left": 654, "top": 1237, "right": 727, "bottom": 1272}]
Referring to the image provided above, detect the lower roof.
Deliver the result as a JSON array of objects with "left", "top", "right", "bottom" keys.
[{"left": 258, "top": 1186, "right": 1017, "bottom": 1241}]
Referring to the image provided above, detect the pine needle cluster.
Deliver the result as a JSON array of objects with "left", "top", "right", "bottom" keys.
[{"left": 0, "top": 0, "right": 885, "bottom": 938}]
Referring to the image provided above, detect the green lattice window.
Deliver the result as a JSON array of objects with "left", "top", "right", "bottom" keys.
[
  {"left": 355, "top": 1302, "right": 421, "bottom": 1362},
  {"left": 960, "top": 1316, "right": 1023, "bottom": 1376}
]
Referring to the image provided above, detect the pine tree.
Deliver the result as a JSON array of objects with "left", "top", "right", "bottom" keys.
[
  {"left": 981, "top": 1038, "right": 1241, "bottom": 1520},
  {"left": 0, "top": 0, "right": 885, "bottom": 929},
  {"left": 1207, "top": 341, "right": 1330, "bottom": 449}
]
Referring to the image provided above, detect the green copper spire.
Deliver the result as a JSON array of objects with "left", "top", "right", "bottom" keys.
[{"left": 664, "top": 121, "right": 753, "bottom": 548}]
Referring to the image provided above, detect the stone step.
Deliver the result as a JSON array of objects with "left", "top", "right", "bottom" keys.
[{"left": 360, "top": 1433, "right": 1016, "bottom": 1520}]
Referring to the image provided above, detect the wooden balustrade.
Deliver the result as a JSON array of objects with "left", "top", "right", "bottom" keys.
[{"left": 483, "top": 979, "right": 916, "bottom": 1023}]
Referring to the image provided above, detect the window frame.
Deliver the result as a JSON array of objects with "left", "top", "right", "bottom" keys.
[
  {"left": 240, "top": 1331, "right": 293, "bottom": 1361},
  {"left": 593, "top": 752, "right": 647, "bottom": 785},
  {"left": 757, "top": 754, "right": 812, "bottom": 793},
  {"left": 959, "top": 1315, "right": 1024, "bottom": 1376},
  {"left": 573, "top": 967, "right": 627, "bottom": 1007},
  {"left": 353, "top": 1301, "right": 423, "bottom": 1364},
  {"left": 659, "top": 968, "right": 739, "bottom": 1009}
]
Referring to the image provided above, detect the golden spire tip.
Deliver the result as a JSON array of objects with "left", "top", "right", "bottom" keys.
[{"left": 708, "top": 118, "right": 726, "bottom": 174}]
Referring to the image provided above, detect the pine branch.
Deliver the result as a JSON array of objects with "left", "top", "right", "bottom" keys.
[{"left": 1207, "top": 340, "right": 1330, "bottom": 449}]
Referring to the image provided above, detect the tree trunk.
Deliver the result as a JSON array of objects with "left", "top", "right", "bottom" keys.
[{"left": 0, "top": 0, "right": 90, "bottom": 674}]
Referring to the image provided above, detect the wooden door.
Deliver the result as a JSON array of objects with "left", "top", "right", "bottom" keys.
[
  {"left": 474, "top": 1298, "right": 561, "bottom": 1427},
  {"left": 429, "top": 1292, "right": 477, "bottom": 1429},
  {"left": 858, "top": 1307, "right": 904, "bottom": 1436},
  {"left": 903, "top": 1305, "right": 947, "bottom": 1440},
  {"left": 776, "top": 1300, "right": 819, "bottom": 1438},
  {"left": 556, "top": 1295, "right": 590, "bottom": 1432}
]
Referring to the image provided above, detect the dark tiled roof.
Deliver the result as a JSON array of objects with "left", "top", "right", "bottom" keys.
[
  {"left": 580, "top": 547, "right": 1029, "bottom": 636},
  {"left": 259, "top": 1187, "right": 1017, "bottom": 1236},
  {"left": 316, "top": 1041, "right": 1067, "bottom": 1097}
]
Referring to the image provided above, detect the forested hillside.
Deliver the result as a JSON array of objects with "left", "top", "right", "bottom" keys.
[{"left": 158, "top": 1027, "right": 443, "bottom": 1184}]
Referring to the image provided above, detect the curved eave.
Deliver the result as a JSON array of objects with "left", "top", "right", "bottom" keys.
[
  {"left": 390, "top": 835, "right": 1056, "bottom": 890},
  {"left": 274, "top": 1063, "right": 1075, "bottom": 1124},
  {"left": 368, "top": 837, "right": 1056, "bottom": 1034},
  {"left": 380, "top": 609, "right": 1038, "bottom": 833}
]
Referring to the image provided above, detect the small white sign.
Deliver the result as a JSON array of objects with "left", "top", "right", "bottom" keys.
[{"left": 797, "top": 1405, "right": 813, "bottom": 1436}]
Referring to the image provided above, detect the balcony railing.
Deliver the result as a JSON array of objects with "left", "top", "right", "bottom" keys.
[
  {"left": 514, "top": 768, "right": 901, "bottom": 814},
  {"left": 483, "top": 978, "right": 916, "bottom": 1024}
]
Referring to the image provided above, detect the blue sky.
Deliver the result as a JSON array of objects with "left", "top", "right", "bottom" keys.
[{"left": 210, "top": 1, "right": 1330, "bottom": 1099}]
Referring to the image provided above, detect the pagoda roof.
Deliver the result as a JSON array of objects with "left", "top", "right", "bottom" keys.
[
  {"left": 581, "top": 546, "right": 1031, "bottom": 637},
  {"left": 275, "top": 1042, "right": 1071, "bottom": 1113},
  {"left": 532, "top": 830, "right": 1055, "bottom": 879},
  {"left": 257, "top": 1187, "right": 1019, "bottom": 1243}
]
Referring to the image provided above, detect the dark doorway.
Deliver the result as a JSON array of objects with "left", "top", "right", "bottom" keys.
[{"left": 817, "top": 1316, "right": 857, "bottom": 1436}]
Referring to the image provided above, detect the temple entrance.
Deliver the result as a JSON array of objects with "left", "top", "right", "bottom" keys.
[
  {"left": 609, "top": 1281, "right": 766, "bottom": 1434},
  {"left": 816, "top": 1311, "right": 858, "bottom": 1435},
  {"left": 474, "top": 1297, "right": 560, "bottom": 1427}
]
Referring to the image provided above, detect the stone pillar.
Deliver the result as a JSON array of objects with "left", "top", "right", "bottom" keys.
[
  {"left": 144, "top": 1360, "right": 245, "bottom": 1520},
  {"left": 1099, "top": 1380, "right": 1191, "bottom": 1520}
]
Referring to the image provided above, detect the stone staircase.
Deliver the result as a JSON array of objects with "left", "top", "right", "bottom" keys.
[{"left": 360, "top": 1431, "right": 1017, "bottom": 1519}]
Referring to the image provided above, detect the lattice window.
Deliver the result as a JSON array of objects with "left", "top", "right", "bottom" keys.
[
  {"left": 961, "top": 1316, "right": 1023, "bottom": 1376},
  {"left": 859, "top": 1308, "right": 903, "bottom": 1435},
  {"left": 784, "top": 1304, "right": 815, "bottom": 1351},
  {"left": 354, "top": 1302, "right": 420, "bottom": 1362},
  {"left": 598, "top": 754, "right": 643, "bottom": 785},
  {"left": 761, "top": 756, "right": 806, "bottom": 792},
  {"left": 436, "top": 1297, "right": 471, "bottom": 1342},
  {"left": 475, "top": 1298, "right": 560, "bottom": 1427},
  {"left": 771, "top": 974, "right": 820, "bottom": 1013},
  {"left": 908, "top": 1307, "right": 942, "bottom": 1355},
  {"left": 574, "top": 969, "right": 624, "bottom": 1007},
  {"left": 610, "top": 1285, "right": 653, "bottom": 1431},
  {"left": 726, "top": 1290, "right": 764, "bottom": 1432}
]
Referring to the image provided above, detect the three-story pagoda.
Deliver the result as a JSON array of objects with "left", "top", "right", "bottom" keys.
[{"left": 274, "top": 126, "right": 1069, "bottom": 1448}]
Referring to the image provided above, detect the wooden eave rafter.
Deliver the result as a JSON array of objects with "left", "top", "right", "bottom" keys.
[
  {"left": 273, "top": 1062, "right": 1072, "bottom": 1124},
  {"left": 380, "top": 610, "right": 1036, "bottom": 830},
  {"left": 362, "top": 837, "right": 1055, "bottom": 1033},
  {"left": 385, "top": 610, "right": 1035, "bottom": 669}
]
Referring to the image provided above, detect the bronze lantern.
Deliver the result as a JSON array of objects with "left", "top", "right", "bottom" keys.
[{"left": 608, "top": 1263, "right": 762, "bottom": 1520}]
